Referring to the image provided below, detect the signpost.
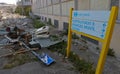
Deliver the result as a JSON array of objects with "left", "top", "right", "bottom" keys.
[
  {"left": 72, "top": 11, "right": 110, "bottom": 39},
  {"left": 66, "top": 6, "right": 118, "bottom": 74}
]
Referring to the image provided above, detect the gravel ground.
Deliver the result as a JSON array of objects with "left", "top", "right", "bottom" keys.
[
  {"left": 0, "top": 62, "right": 77, "bottom": 74},
  {"left": 0, "top": 47, "right": 79, "bottom": 74},
  {"left": 0, "top": 45, "right": 12, "bottom": 69},
  {"left": 71, "top": 40, "right": 120, "bottom": 74}
]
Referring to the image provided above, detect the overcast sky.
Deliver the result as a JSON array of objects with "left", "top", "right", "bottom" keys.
[{"left": 0, "top": 0, "right": 17, "bottom": 4}]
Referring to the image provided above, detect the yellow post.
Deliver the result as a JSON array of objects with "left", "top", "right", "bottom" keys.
[
  {"left": 66, "top": 8, "right": 73, "bottom": 57},
  {"left": 95, "top": 6, "right": 118, "bottom": 74}
]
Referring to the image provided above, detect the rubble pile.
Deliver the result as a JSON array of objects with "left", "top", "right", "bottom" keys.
[
  {"left": 0, "top": 12, "right": 56, "bottom": 66},
  {"left": 0, "top": 12, "right": 33, "bottom": 30},
  {"left": 0, "top": 11, "right": 35, "bottom": 45},
  {"left": 0, "top": 9, "right": 64, "bottom": 68},
  {"left": 0, "top": 9, "right": 42, "bottom": 69}
]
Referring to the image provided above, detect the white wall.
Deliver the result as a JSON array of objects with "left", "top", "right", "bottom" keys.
[
  {"left": 90, "top": 0, "right": 110, "bottom": 10},
  {"left": 77, "top": 0, "right": 90, "bottom": 10},
  {"left": 77, "top": 0, "right": 110, "bottom": 10},
  {"left": 53, "top": 4, "right": 60, "bottom": 16},
  {"left": 47, "top": 6, "right": 52, "bottom": 15},
  {"left": 110, "top": 24, "right": 120, "bottom": 58}
]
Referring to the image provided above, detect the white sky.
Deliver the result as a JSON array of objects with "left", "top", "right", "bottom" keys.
[{"left": 0, "top": 0, "right": 17, "bottom": 4}]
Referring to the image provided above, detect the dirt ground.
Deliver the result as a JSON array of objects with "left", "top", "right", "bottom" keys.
[
  {"left": 0, "top": 46, "right": 79, "bottom": 74},
  {"left": 70, "top": 40, "right": 120, "bottom": 74}
]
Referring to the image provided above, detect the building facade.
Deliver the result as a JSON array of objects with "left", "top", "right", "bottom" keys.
[
  {"left": 32, "top": 0, "right": 119, "bottom": 30},
  {"left": 32, "top": 0, "right": 120, "bottom": 58},
  {"left": 17, "top": 0, "right": 32, "bottom": 6},
  {"left": 32, "top": 0, "right": 74, "bottom": 30}
]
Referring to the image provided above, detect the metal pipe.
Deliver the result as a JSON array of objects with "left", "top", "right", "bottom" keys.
[{"left": 21, "top": 41, "right": 39, "bottom": 57}]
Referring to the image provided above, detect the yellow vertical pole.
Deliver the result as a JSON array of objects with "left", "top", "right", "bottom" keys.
[
  {"left": 95, "top": 6, "right": 118, "bottom": 74},
  {"left": 66, "top": 8, "right": 73, "bottom": 58}
]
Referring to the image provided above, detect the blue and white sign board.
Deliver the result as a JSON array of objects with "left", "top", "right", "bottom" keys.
[
  {"left": 72, "top": 11, "right": 110, "bottom": 39},
  {"left": 38, "top": 53, "right": 54, "bottom": 65}
]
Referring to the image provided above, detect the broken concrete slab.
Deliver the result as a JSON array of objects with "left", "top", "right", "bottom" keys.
[{"left": 35, "top": 38, "right": 64, "bottom": 48}]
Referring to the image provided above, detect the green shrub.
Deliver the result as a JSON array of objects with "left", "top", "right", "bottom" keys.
[
  {"left": 57, "top": 48, "right": 66, "bottom": 56},
  {"left": 15, "top": 6, "right": 22, "bottom": 15},
  {"left": 63, "top": 29, "right": 68, "bottom": 36},
  {"left": 68, "top": 51, "right": 95, "bottom": 74},
  {"left": 50, "top": 35, "right": 59, "bottom": 41},
  {"left": 69, "top": 52, "right": 79, "bottom": 62},
  {"left": 48, "top": 41, "right": 95, "bottom": 74},
  {"left": 47, "top": 19, "right": 52, "bottom": 25},
  {"left": 107, "top": 48, "right": 115, "bottom": 57},
  {"left": 59, "top": 29, "right": 68, "bottom": 37},
  {"left": 15, "top": 6, "right": 31, "bottom": 16},
  {"left": 81, "top": 39, "right": 87, "bottom": 44},
  {"left": 72, "top": 33, "right": 79, "bottom": 39},
  {"left": 96, "top": 47, "right": 99, "bottom": 50},
  {"left": 47, "top": 41, "right": 67, "bottom": 53},
  {"left": 33, "top": 20, "right": 45, "bottom": 28},
  {"left": 24, "top": 6, "right": 31, "bottom": 16}
]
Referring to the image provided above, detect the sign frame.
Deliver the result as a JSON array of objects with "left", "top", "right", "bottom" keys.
[{"left": 66, "top": 6, "right": 118, "bottom": 74}]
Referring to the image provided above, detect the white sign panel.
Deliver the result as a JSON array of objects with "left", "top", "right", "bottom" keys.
[{"left": 72, "top": 11, "right": 110, "bottom": 39}]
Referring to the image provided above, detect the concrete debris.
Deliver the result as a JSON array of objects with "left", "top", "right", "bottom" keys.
[
  {"left": 0, "top": 12, "right": 32, "bottom": 30},
  {"left": 0, "top": 21, "right": 3, "bottom": 27},
  {"left": 0, "top": 38, "right": 9, "bottom": 46},
  {"left": 35, "top": 26, "right": 50, "bottom": 38}
]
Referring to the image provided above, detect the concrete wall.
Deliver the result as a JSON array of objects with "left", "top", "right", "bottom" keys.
[
  {"left": 47, "top": 6, "right": 52, "bottom": 15},
  {"left": 77, "top": 0, "right": 110, "bottom": 10},
  {"left": 77, "top": 0, "right": 90, "bottom": 10},
  {"left": 110, "top": 24, "right": 120, "bottom": 58},
  {"left": 90, "top": 0, "right": 110, "bottom": 10},
  {"left": 53, "top": 4, "right": 60, "bottom": 16}
]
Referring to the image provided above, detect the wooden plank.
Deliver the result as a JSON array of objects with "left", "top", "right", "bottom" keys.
[{"left": 0, "top": 48, "right": 39, "bottom": 58}]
